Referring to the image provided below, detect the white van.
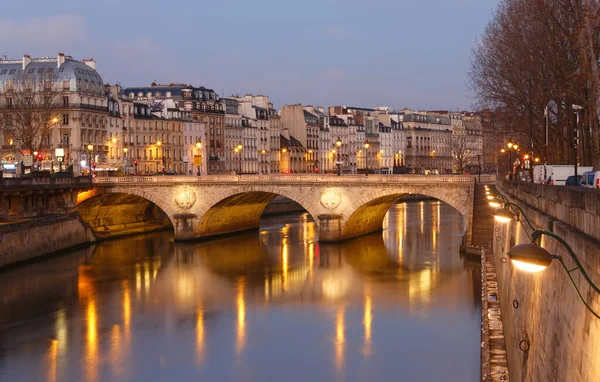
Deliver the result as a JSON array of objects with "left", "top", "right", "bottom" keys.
[
  {"left": 582, "top": 171, "right": 600, "bottom": 189},
  {"left": 550, "top": 165, "right": 593, "bottom": 185}
]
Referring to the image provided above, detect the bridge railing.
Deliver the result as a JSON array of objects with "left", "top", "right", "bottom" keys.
[{"left": 93, "top": 174, "right": 482, "bottom": 185}]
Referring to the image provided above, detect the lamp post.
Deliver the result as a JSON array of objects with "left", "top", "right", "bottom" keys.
[
  {"left": 123, "top": 147, "right": 128, "bottom": 174},
  {"left": 335, "top": 137, "right": 342, "bottom": 176},
  {"left": 87, "top": 143, "right": 94, "bottom": 176},
  {"left": 572, "top": 104, "right": 583, "bottom": 185},
  {"left": 363, "top": 141, "right": 370, "bottom": 173},
  {"left": 235, "top": 143, "right": 243, "bottom": 174},
  {"left": 196, "top": 141, "right": 202, "bottom": 176}
]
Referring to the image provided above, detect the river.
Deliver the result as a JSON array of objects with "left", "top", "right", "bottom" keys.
[{"left": 0, "top": 200, "right": 480, "bottom": 382}]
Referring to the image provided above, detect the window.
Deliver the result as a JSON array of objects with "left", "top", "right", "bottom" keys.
[
  {"left": 62, "top": 134, "right": 70, "bottom": 145},
  {"left": 63, "top": 96, "right": 69, "bottom": 107},
  {"left": 28, "top": 68, "right": 34, "bottom": 73},
  {"left": 62, "top": 113, "right": 69, "bottom": 125},
  {"left": 0, "top": 69, "right": 6, "bottom": 75},
  {"left": 37, "top": 68, "right": 44, "bottom": 73},
  {"left": 9, "top": 69, "right": 15, "bottom": 74}
]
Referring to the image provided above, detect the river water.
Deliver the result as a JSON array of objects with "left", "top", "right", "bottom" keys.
[{"left": 0, "top": 200, "right": 481, "bottom": 382}]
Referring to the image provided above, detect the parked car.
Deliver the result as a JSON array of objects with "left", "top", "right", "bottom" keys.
[
  {"left": 582, "top": 171, "right": 600, "bottom": 189},
  {"left": 565, "top": 175, "right": 582, "bottom": 186}
]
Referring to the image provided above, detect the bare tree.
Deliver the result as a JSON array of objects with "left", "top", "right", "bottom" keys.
[
  {"left": 469, "top": 0, "right": 600, "bottom": 167},
  {"left": 0, "top": 70, "right": 63, "bottom": 155},
  {"left": 452, "top": 136, "right": 471, "bottom": 174}
]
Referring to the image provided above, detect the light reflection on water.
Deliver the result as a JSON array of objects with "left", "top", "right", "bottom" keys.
[{"left": 0, "top": 200, "right": 480, "bottom": 382}]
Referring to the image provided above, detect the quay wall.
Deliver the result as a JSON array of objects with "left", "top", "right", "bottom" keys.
[
  {"left": 0, "top": 213, "right": 96, "bottom": 268},
  {"left": 494, "top": 180, "right": 600, "bottom": 382}
]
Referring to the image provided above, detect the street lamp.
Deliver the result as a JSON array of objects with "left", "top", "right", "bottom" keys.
[
  {"left": 505, "top": 229, "right": 600, "bottom": 319},
  {"left": 87, "top": 143, "right": 94, "bottom": 175},
  {"left": 363, "top": 141, "right": 370, "bottom": 172},
  {"left": 195, "top": 140, "right": 202, "bottom": 176},
  {"left": 335, "top": 137, "right": 342, "bottom": 176},
  {"left": 235, "top": 143, "right": 243, "bottom": 174},
  {"left": 123, "top": 146, "right": 128, "bottom": 173}
]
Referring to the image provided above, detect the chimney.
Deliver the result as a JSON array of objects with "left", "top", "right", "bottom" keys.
[
  {"left": 22, "top": 54, "right": 31, "bottom": 70},
  {"left": 57, "top": 52, "right": 65, "bottom": 68},
  {"left": 83, "top": 58, "right": 96, "bottom": 70}
]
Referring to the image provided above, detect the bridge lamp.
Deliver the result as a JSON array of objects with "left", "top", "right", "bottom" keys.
[
  {"left": 534, "top": 157, "right": 540, "bottom": 163},
  {"left": 493, "top": 208, "right": 513, "bottom": 223},
  {"left": 501, "top": 148, "right": 506, "bottom": 153},
  {"left": 485, "top": 190, "right": 491, "bottom": 195},
  {"left": 335, "top": 137, "right": 342, "bottom": 147},
  {"left": 506, "top": 230, "right": 600, "bottom": 319},
  {"left": 196, "top": 141, "right": 202, "bottom": 149},
  {"left": 331, "top": 148, "right": 336, "bottom": 154},
  {"left": 363, "top": 142, "right": 370, "bottom": 150},
  {"left": 513, "top": 144, "right": 519, "bottom": 150},
  {"left": 486, "top": 195, "right": 494, "bottom": 200},
  {"left": 261, "top": 149, "right": 267, "bottom": 154},
  {"left": 156, "top": 141, "right": 162, "bottom": 147},
  {"left": 51, "top": 116, "right": 59, "bottom": 124},
  {"left": 507, "top": 141, "right": 513, "bottom": 148},
  {"left": 123, "top": 147, "right": 128, "bottom": 154},
  {"left": 237, "top": 143, "right": 243, "bottom": 151},
  {"left": 111, "top": 137, "right": 118, "bottom": 144},
  {"left": 281, "top": 148, "right": 287, "bottom": 153},
  {"left": 489, "top": 200, "right": 501, "bottom": 208},
  {"left": 87, "top": 144, "right": 93, "bottom": 151}
]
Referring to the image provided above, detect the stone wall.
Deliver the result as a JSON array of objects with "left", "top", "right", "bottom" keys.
[
  {"left": 494, "top": 180, "right": 600, "bottom": 382},
  {"left": 0, "top": 213, "right": 96, "bottom": 268}
]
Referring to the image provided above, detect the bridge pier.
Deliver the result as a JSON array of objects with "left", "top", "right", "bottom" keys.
[{"left": 318, "top": 214, "right": 343, "bottom": 242}]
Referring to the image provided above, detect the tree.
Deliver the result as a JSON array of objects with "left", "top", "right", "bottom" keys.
[
  {"left": 469, "top": 0, "right": 600, "bottom": 168},
  {"left": 0, "top": 70, "right": 63, "bottom": 155},
  {"left": 452, "top": 135, "right": 470, "bottom": 174}
]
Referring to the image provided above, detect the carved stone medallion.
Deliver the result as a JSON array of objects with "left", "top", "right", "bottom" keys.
[
  {"left": 320, "top": 188, "right": 342, "bottom": 210},
  {"left": 175, "top": 187, "right": 196, "bottom": 209}
]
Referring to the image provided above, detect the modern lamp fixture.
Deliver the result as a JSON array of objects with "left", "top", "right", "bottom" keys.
[
  {"left": 492, "top": 192, "right": 600, "bottom": 319},
  {"left": 507, "top": 230, "right": 600, "bottom": 320}
]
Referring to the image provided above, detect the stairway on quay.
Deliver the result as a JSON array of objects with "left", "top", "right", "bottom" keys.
[{"left": 471, "top": 183, "right": 495, "bottom": 249}]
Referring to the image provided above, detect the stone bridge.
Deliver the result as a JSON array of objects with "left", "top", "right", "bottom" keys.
[{"left": 77, "top": 174, "right": 478, "bottom": 242}]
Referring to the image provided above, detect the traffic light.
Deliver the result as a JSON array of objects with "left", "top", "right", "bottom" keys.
[
  {"left": 134, "top": 160, "right": 138, "bottom": 165},
  {"left": 37, "top": 153, "right": 43, "bottom": 160}
]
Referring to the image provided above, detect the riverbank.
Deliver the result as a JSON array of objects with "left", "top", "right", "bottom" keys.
[{"left": 0, "top": 213, "right": 96, "bottom": 269}]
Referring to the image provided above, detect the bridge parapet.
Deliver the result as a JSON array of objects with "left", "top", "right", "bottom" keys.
[{"left": 93, "top": 174, "right": 477, "bottom": 185}]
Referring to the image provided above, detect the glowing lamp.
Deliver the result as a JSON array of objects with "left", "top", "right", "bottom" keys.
[
  {"left": 489, "top": 201, "right": 501, "bottom": 208},
  {"left": 486, "top": 195, "right": 494, "bottom": 200},
  {"left": 507, "top": 243, "right": 555, "bottom": 273},
  {"left": 493, "top": 208, "right": 513, "bottom": 223}
]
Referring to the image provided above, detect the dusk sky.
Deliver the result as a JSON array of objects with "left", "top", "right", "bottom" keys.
[{"left": 0, "top": 0, "right": 496, "bottom": 110}]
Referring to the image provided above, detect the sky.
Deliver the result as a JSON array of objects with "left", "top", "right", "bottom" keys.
[{"left": 0, "top": 0, "right": 497, "bottom": 110}]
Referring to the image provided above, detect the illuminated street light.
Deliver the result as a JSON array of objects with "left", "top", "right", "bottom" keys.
[
  {"left": 486, "top": 195, "right": 494, "bottom": 200},
  {"left": 506, "top": 229, "right": 600, "bottom": 319},
  {"left": 111, "top": 137, "right": 118, "bottom": 144},
  {"left": 156, "top": 141, "right": 162, "bottom": 147},
  {"left": 87, "top": 143, "right": 93, "bottom": 151},
  {"left": 493, "top": 208, "right": 513, "bottom": 223},
  {"left": 489, "top": 201, "right": 501, "bottom": 208},
  {"left": 196, "top": 141, "right": 202, "bottom": 149}
]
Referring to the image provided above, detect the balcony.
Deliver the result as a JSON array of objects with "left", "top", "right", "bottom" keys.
[{"left": 78, "top": 103, "right": 109, "bottom": 112}]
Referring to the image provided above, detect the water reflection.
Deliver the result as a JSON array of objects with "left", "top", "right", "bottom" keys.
[{"left": 0, "top": 200, "right": 481, "bottom": 382}]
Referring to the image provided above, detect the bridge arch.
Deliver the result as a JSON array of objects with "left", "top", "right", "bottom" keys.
[
  {"left": 339, "top": 185, "right": 472, "bottom": 241},
  {"left": 194, "top": 185, "right": 321, "bottom": 239},
  {"left": 75, "top": 187, "right": 175, "bottom": 238}
]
